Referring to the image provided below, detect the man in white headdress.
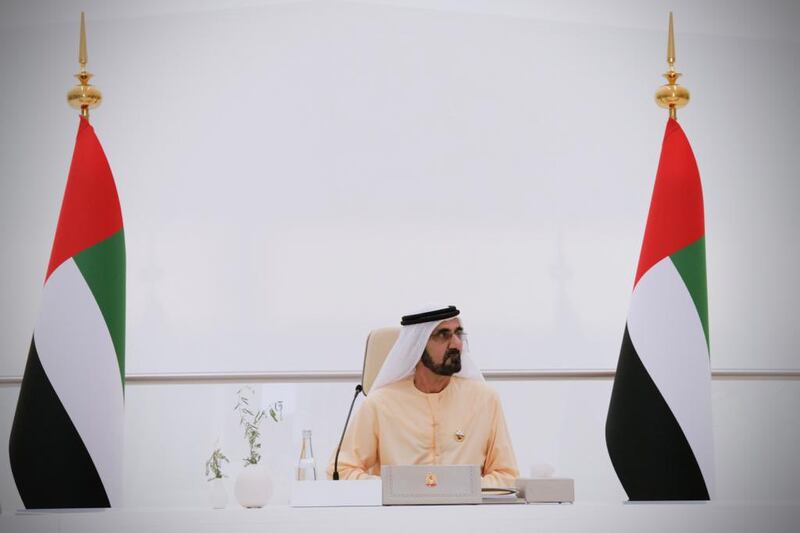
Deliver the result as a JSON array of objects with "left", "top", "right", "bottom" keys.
[{"left": 327, "top": 305, "right": 519, "bottom": 487}]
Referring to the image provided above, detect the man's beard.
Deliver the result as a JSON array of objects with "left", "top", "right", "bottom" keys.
[{"left": 421, "top": 348, "right": 462, "bottom": 376}]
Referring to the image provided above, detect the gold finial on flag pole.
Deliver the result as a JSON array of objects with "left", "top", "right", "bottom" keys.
[
  {"left": 67, "top": 12, "right": 102, "bottom": 119},
  {"left": 655, "top": 12, "right": 689, "bottom": 120}
]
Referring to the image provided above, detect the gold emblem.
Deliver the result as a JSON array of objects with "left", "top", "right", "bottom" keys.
[
  {"left": 455, "top": 430, "right": 465, "bottom": 442},
  {"left": 425, "top": 473, "right": 438, "bottom": 488}
]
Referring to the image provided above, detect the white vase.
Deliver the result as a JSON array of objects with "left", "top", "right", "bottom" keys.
[
  {"left": 234, "top": 463, "right": 273, "bottom": 508},
  {"left": 209, "top": 478, "right": 228, "bottom": 509}
]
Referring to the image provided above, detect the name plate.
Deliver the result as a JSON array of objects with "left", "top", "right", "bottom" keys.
[{"left": 381, "top": 465, "right": 482, "bottom": 505}]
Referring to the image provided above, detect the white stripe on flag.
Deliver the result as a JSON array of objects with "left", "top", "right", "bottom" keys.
[
  {"left": 34, "top": 258, "right": 124, "bottom": 506},
  {"left": 627, "top": 256, "right": 715, "bottom": 496}
]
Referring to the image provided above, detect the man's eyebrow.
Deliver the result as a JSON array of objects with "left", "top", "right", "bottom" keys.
[{"left": 433, "top": 326, "right": 463, "bottom": 335}]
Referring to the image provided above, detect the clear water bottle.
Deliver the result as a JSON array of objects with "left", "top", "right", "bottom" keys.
[{"left": 296, "top": 429, "right": 317, "bottom": 481}]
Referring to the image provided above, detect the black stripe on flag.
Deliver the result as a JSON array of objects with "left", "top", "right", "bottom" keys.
[
  {"left": 9, "top": 338, "right": 110, "bottom": 509},
  {"left": 606, "top": 326, "right": 710, "bottom": 500}
]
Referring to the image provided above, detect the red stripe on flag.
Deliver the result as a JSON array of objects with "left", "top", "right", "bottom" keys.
[
  {"left": 634, "top": 118, "right": 704, "bottom": 287},
  {"left": 46, "top": 117, "right": 123, "bottom": 280}
]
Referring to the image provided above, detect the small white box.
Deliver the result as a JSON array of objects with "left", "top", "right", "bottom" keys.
[
  {"left": 290, "top": 479, "right": 382, "bottom": 507},
  {"left": 515, "top": 478, "right": 575, "bottom": 503}
]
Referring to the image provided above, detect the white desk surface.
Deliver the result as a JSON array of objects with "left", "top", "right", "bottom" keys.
[{"left": 2, "top": 501, "right": 798, "bottom": 533}]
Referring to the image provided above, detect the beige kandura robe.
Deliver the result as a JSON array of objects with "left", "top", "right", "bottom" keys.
[{"left": 327, "top": 376, "right": 519, "bottom": 487}]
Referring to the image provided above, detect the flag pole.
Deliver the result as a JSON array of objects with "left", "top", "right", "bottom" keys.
[
  {"left": 67, "top": 12, "right": 102, "bottom": 120},
  {"left": 655, "top": 12, "right": 689, "bottom": 120}
]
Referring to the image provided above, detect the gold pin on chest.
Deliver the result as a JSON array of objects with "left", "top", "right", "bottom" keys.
[{"left": 454, "top": 430, "right": 465, "bottom": 442}]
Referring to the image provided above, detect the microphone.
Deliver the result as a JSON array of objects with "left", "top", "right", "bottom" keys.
[{"left": 333, "top": 384, "right": 364, "bottom": 481}]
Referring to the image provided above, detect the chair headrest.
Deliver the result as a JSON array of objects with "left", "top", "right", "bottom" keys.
[{"left": 361, "top": 327, "right": 401, "bottom": 395}]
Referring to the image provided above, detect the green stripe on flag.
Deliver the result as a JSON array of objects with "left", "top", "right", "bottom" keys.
[
  {"left": 73, "top": 229, "right": 126, "bottom": 386},
  {"left": 670, "top": 236, "right": 709, "bottom": 351}
]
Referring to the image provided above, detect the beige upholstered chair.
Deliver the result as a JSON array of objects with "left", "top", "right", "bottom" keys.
[{"left": 361, "top": 327, "right": 400, "bottom": 395}]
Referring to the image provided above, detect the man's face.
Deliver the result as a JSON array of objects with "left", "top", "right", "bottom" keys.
[{"left": 420, "top": 318, "right": 464, "bottom": 376}]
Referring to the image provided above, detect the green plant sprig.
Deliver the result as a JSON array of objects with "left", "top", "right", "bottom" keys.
[
  {"left": 234, "top": 387, "right": 279, "bottom": 466},
  {"left": 205, "top": 447, "right": 229, "bottom": 481}
]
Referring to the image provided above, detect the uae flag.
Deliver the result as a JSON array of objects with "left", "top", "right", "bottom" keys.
[
  {"left": 605, "top": 118, "right": 714, "bottom": 500},
  {"left": 9, "top": 116, "right": 125, "bottom": 508}
]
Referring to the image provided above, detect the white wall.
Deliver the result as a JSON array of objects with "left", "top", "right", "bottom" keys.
[{"left": 1, "top": 0, "right": 799, "bottom": 376}]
